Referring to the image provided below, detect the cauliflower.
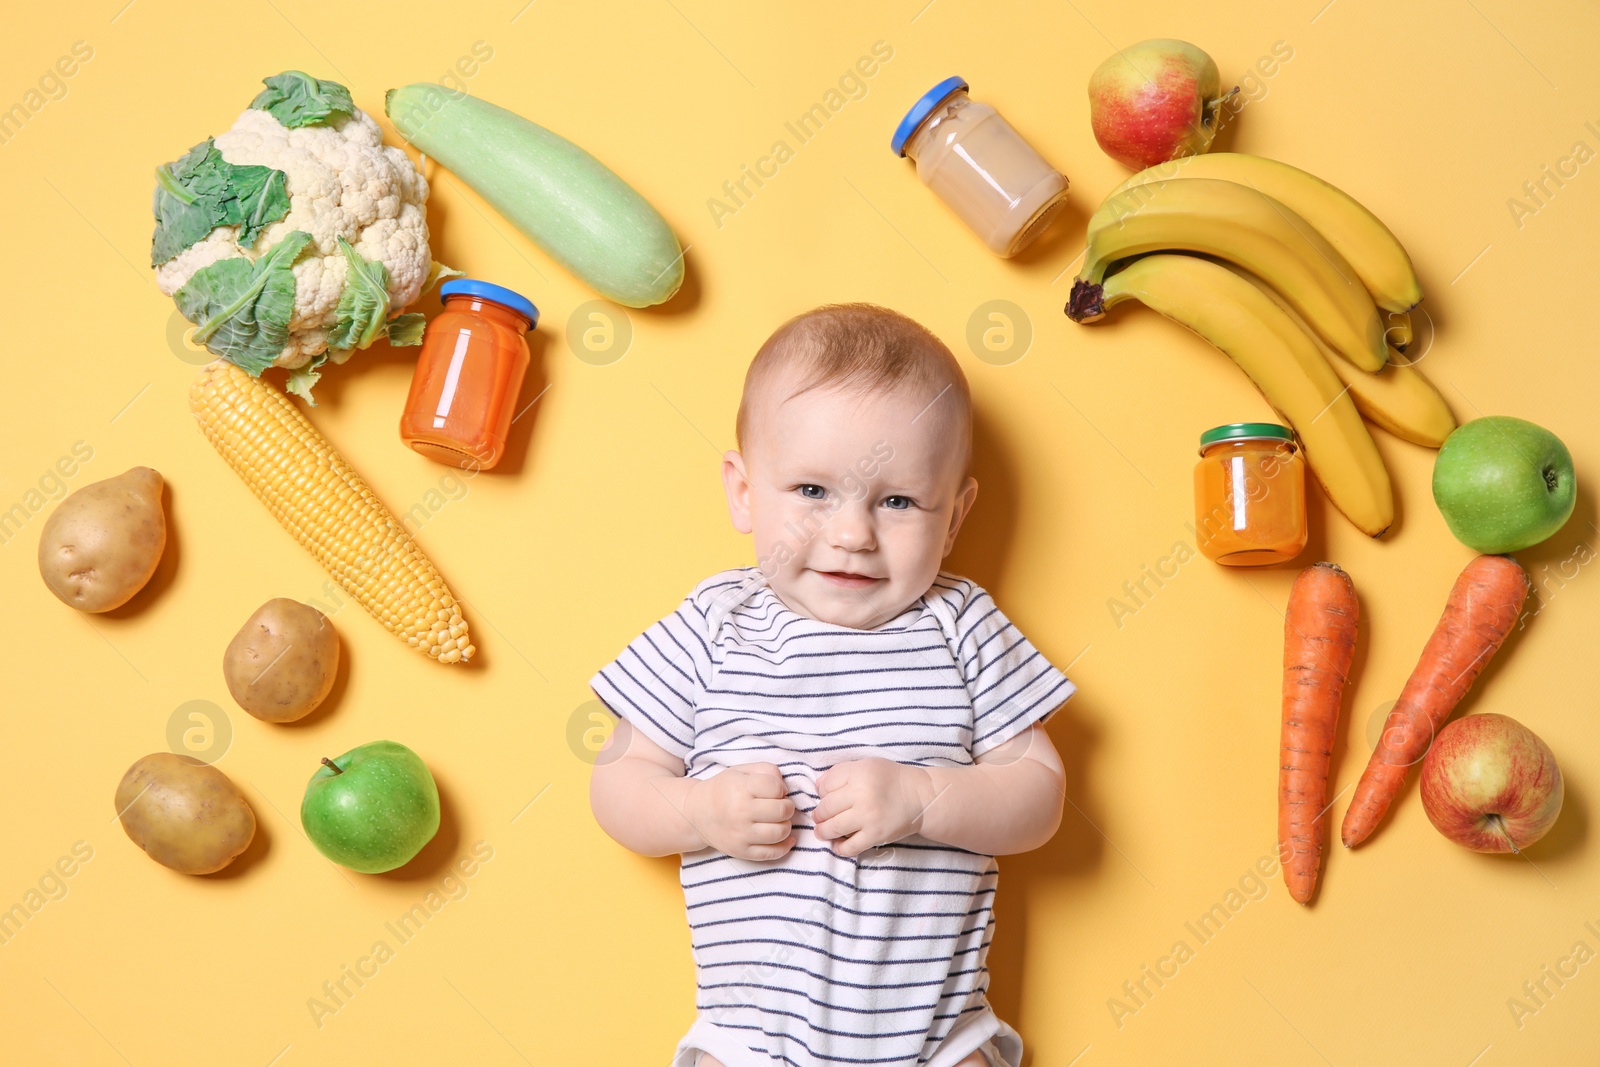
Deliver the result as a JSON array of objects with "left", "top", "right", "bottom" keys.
[{"left": 153, "top": 71, "right": 447, "bottom": 402}]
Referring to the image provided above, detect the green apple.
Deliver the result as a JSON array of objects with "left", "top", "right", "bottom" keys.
[
  {"left": 301, "top": 740, "right": 440, "bottom": 874},
  {"left": 1432, "top": 416, "right": 1575, "bottom": 553}
]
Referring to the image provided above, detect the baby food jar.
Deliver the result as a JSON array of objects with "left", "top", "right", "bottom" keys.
[
  {"left": 1193, "top": 423, "right": 1308, "bottom": 566},
  {"left": 399, "top": 279, "right": 538, "bottom": 470},
  {"left": 891, "top": 76, "right": 1070, "bottom": 257}
]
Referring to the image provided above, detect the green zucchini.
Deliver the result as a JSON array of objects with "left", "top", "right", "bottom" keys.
[{"left": 386, "top": 85, "right": 683, "bottom": 308}]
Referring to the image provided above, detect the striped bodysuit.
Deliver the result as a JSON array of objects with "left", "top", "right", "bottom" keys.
[{"left": 590, "top": 567, "right": 1075, "bottom": 1067}]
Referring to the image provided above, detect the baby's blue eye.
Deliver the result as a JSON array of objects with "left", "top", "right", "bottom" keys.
[
  {"left": 797, "top": 484, "right": 826, "bottom": 500},
  {"left": 882, "top": 495, "right": 914, "bottom": 510}
]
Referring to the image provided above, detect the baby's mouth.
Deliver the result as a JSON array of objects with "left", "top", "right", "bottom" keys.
[{"left": 816, "top": 570, "right": 883, "bottom": 588}]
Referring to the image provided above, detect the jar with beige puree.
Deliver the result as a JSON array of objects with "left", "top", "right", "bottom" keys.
[{"left": 892, "top": 77, "right": 1070, "bottom": 256}]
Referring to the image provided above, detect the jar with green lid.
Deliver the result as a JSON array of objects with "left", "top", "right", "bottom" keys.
[{"left": 1193, "top": 423, "right": 1307, "bottom": 566}]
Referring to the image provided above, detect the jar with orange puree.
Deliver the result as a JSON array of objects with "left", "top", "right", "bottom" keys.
[
  {"left": 1193, "top": 423, "right": 1307, "bottom": 566},
  {"left": 399, "top": 279, "right": 537, "bottom": 470}
]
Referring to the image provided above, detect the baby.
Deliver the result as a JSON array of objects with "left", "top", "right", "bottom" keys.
[{"left": 589, "top": 303, "right": 1076, "bottom": 1067}]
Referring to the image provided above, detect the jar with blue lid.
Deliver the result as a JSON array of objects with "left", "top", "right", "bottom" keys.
[
  {"left": 891, "top": 77, "right": 1070, "bottom": 256},
  {"left": 399, "top": 278, "right": 539, "bottom": 470}
]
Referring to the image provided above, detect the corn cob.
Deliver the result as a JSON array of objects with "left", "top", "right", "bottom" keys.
[{"left": 189, "top": 359, "right": 476, "bottom": 665}]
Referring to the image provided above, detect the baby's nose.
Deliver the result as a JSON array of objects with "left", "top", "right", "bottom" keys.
[{"left": 824, "top": 509, "right": 876, "bottom": 551}]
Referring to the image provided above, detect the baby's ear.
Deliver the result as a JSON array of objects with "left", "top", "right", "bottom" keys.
[
  {"left": 721, "top": 449, "right": 754, "bottom": 534},
  {"left": 943, "top": 476, "right": 980, "bottom": 555}
]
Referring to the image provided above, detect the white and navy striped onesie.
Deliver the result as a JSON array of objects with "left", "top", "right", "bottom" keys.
[{"left": 591, "top": 567, "right": 1075, "bottom": 1067}]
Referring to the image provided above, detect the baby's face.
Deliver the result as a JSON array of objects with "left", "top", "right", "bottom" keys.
[{"left": 723, "top": 374, "right": 977, "bottom": 629}]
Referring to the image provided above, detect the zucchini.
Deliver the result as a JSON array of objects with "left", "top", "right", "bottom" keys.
[{"left": 386, "top": 85, "right": 683, "bottom": 308}]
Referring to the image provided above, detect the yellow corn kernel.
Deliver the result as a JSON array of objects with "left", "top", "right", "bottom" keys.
[{"left": 189, "top": 360, "right": 476, "bottom": 665}]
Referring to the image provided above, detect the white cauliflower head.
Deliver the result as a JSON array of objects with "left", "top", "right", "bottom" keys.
[
  {"left": 156, "top": 103, "right": 431, "bottom": 371},
  {"left": 150, "top": 72, "right": 458, "bottom": 403}
]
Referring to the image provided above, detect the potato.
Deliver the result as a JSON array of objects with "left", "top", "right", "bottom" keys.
[
  {"left": 38, "top": 466, "right": 166, "bottom": 612},
  {"left": 224, "top": 598, "right": 340, "bottom": 723},
  {"left": 114, "top": 753, "right": 255, "bottom": 875}
]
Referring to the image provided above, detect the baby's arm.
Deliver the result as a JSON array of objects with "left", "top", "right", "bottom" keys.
[
  {"left": 912, "top": 721, "right": 1066, "bottom": 856},
  {"left": 589, "top": 718, "right": 798, "bottom": 860},
  {"left": 589, "top": 719, "right": 707, "bottom": 857}
]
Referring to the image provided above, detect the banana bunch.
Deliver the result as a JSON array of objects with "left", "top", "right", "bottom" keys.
[{"left": 1064, "top": 152, "right": 1455, "bottom": 538}]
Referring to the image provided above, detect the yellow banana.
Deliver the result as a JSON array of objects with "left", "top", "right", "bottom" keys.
[
  {"left": 1070, "top": 178, "right": 1388, "bottom": 372},
  {"left": 1097, "top": 253, "right": 1394, "bottom": 537},
  {"left": 1222, "top": 264, "right": 1456, "bottom": 447},
  {"left": 1105, "top": 153, "right": 1423, "bottom": 313},
  {"left": 1326, "top": 351, "right": 1456, "bottom": 448}
]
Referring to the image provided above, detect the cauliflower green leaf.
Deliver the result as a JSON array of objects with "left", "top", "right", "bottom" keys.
[
  {"left": 327, "top": 237, "right": 392, "bottom": 352},
  {"left": 383, "top": 313, "right": 427, "bottom": 346},
  {"left": 284, "top": 343, "right": 361, "bottom": 406},
  {"left": 151, "top": 138, "right": 291, "bottom": 266},
  {"left": 422, "top": 260, "right": 466, "bottom": 295},
  {"left": 251, "top": 71, "right": 355, "bottom": 129},
  {"left": 176, "top": 230, "right": 314, "bottom": 375},
  {"left": 284, "top": 353, "right": 330, "bottom": 405},
  {"left": 231, "top": 166, "right": 291, "bottom": 248},
  {"left": 285, "top": 309, "right": 427, "bottom": 405}
]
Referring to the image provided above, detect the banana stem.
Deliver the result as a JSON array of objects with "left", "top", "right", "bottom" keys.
[
  {"left": 1066, "top": 281, "right": 1106, "bottom": 323},
  {"left": 1067, "top": 275, "right": 1142, "bottom": 323}
]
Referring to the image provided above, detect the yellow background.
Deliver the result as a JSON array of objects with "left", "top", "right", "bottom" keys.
[{"left": 3, "top": 1, "right": 1597, "bottom": 1063}]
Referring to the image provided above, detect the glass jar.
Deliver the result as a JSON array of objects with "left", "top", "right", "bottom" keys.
[
  {"left": 1193, "top": 423, "right": 1308, "bottom": 566},
  {"left": 891, "top": 76, "right": 1070, "bottom": 257},
  {"left": 399, "top": 279, "right": 538, "bottom": 470}
]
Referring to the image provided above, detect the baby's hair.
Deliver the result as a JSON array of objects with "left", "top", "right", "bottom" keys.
[{"left": 735, "top": 302, "right": 973, "bottom": 470}]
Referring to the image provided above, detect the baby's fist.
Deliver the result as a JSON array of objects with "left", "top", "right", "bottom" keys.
[
  {"left": 814, "top": 758, "right": 933, "bottom": 857},
  {"left": 687, "top": 762, "right": 797, "bottom": 861}
]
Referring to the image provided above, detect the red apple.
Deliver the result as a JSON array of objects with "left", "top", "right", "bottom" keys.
[
  {"left": 1420, "top": 713, "right": 1562, "bottom": 853},
  {"left": 1088, "top": 39, "right": 1239, "bottom": 170}
]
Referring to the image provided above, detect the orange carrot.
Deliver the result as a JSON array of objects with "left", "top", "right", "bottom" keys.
[
  {"left": 1279, "top": 562, "right": 1359, "bottom": 905},
  {"left": 1341, "top": 554, "right": 1529, "bottom": 848}
]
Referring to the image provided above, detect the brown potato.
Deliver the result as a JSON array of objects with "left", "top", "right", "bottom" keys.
[
  {"left": 38, "top": 466, "right": 166, "bottom": 612},
  {"left": 114, "top": 753, "right": 255, "bottom": 875},
  {"left": 224, "top": 598, "right": 340, "bottom": 723}
]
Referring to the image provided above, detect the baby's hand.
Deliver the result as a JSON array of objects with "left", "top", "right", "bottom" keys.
[
  {"left": 813, "top": 758, "right": 933, "bottom": 858},
  {"left": 685, "top": 762, "right": 797, "bottom": 861}
]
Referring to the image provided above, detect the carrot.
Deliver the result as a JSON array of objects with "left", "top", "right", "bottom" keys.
[
  {"left": 1340, "top": 554, "right": 1529, "bottom": 848},
  {"left": 1279, "top": 562, "right": 1359, "bottom": 905}
]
